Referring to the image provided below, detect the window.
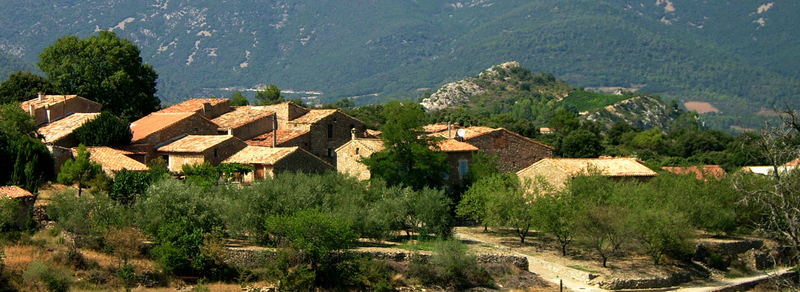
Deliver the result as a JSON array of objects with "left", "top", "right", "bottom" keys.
[
  {"left": 213, "top": 149, "right": 218, "bottom": 158},
  {"left": 355, "top": 148, "right": 360, "bottom": 155},
  {"left": 458, "top": 159, "right": 469, "bottom": 179},
  {"left": 327, "top": 124, "right": 334, "bottom": 138},
  {"left": 327, "top": 148, "right": 333, "bottom": 158}
]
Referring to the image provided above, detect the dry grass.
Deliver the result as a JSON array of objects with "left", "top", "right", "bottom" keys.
[
  {"left": 79, "top": 249, "right": 159, "bottom": 274},
  {"left": 684, "top": 101, "right": 720, "bottom": 114},
  {"left": 130, "top": 282, "right": 248, "bottom": 292},
  {"left": 3, "top": 245, "right": 51, "bottom": 273}
]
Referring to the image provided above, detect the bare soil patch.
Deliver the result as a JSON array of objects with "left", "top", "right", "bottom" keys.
[{"left": 684, "top": 101, "right": 719, "bottom": 114}]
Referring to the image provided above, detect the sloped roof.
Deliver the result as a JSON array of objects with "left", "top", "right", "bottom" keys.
[
  {"left": 157, "top": 135, "right": 239, "bottom": 153},
  {"left": 20, "top": 94, "right": 100, "bottom": 110},
  {"left": 246, "top": 129, "right": 310, "bottom": 147},
  {"left": 336, "top": 138, "right": 385, "bottom": 153},
  {"left": 786, "top": 158, "right": 800, "bottom": 167},
  {"left": 423, "top": 123, "right": 464, "bottom": 134},
  {"left": 212, "top": 106, "right": 274, "bottom": 129},
  {"left": 290, "top": 109, "right": 338, "bottom": 124},
  {"left": 365, "top": 129, "right": 382, "bottom": 138},
  {"left": 435, "top": 139, "right": 479, "bottom": 152},
  {"left": 36, "top": 113, "right": 101, "bottom": 143},
  {"left": 157, "top": 98, "right": 229, "bottom": 114},
  {"left": 223, "top": 146, "right": 298, "bottom": 165},
  {"left": 0, "top": 186, "right": 34, "bottom": 199},
  {"left": 72, "top": 147, "right": 148, "bottom": 173},
  {"left": 662, "top": 165, "right": 727, "bottom": 181},
  {"left": 130, "top": 112, "right": 197, "bottom": 143},
  {"left": 520, "top": 157, "right": 657, "bottom": 177},
  {"left": 429, "top": 126, "right": 554, "bottom": 150}
]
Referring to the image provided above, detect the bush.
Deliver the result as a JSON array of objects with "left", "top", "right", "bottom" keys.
[
  {"left": 408, "top": 240, "right": 493, "bottom": 289},
  {"left": 73, "top": 112, "right": 132, "bottom": 147},
  {"left": 110, "top": 170, "right": 152, "bottom": 205},
  {"left": 23, "top": 260, "right": 73, "bottom": 292}
]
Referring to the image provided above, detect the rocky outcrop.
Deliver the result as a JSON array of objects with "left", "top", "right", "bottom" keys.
[
  {"left": 584, "top": 95, "right": 680, "bottom": 130},
  {"left": 420, "top": 78, "right": 487, "bottom": 111}
]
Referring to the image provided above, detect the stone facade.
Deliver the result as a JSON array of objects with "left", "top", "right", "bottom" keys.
[
  {"left": 335, "top": 138, "right": 384, "bottom": 181},
  {"left": 261, "top": 102, "right": 309, "bottom": 129},
  {"left": 445, "top": 151, "right": 474, "bottom": 186},
  {"left": 222, "top": 114, "right": 275, "bottom": 140},
  {"left": 160, "top": 136, "right": 247, "bottom": 172},
  {"left": 21, "top": 94, "right": 102, "bottom": 126},
  {"left": 463, "top": 128, "right": 553, "bottom": 173},
  {"left": 130, "top": 112, "right": 219, "bottom": 146},
  {"left": 287, "top": 110, "right": 367, "bottom": 165}
]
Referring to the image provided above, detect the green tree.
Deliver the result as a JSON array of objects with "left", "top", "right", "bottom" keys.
[
  {"left": 561, "top": 129, "right": 603, "bottom": 158},
  {"left": 549, "top": 108, "right": 581, "bottom": 135},
  {"left": 8, "top": 136, "right": 53, "bottom": 192},
  {"left": 478, "top": 174, "right": 538, "bottom": 243},
  {"left": 578, "top": 206, "right": 629, "bottom": 268},
  {"left": 0, "top": 103, "right": 36, "bottom": 138},
  {"left": 362, "top": 101, "right": 448, "bottom": 190},
  {"left": 74, "top": 112, "right": 132, "bottom": 147},
  {"left": 109, "top": 170, "right": 152, "bottom": 206},
  {"left": 181, "top": 163, "right": 219, "bottom": 188},
  {"left": 38, "top": 31, "right": 160, "bottom": 120},
  {"left": 255, "top": 84, "right": 283, "bottom": 105},
  {"left": 630, "top": 208, "right": 694, "bottom": 264},
  {"left": 0, "top": 71, "right": 54, "bottom": 104},
  {"left": 266, "top": 210, "right": 357, "bottom": 270},
  {"left": 229, "top": 91, "right": 249, "bottom": 106},
  {"left": 532, "top": 193, "right": 578, "bottom": 256},
  {"left": 57, "top": 145, "right": 102, "bottom": 196}
]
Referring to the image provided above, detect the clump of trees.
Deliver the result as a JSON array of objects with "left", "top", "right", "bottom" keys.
[
  {"left": 0, "top": 104, "right": 53, "bottom": 192},
  {"left": 74, "top": 112, "right": 132, "bottom": 147}
]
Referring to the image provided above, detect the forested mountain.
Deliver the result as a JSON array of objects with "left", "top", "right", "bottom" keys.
[{"left": 0, "top": 0, "right": 797, "bottom": 129}]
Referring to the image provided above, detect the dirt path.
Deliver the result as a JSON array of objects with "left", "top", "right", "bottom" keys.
[
  {"left": 454, "top": 231, "right": 604, "bottom": 291},
  {"left": 454, "top": 229, "right": 794, "bottom": 292}
]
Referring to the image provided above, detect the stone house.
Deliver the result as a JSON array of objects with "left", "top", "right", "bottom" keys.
[
  {"left": 36, "top": 113, "right": 100, "bottom": 148},
  {"left": 211, "top": 106, "right": 276, "bottom": 140},
  {"left": 0, "top": 186, "right": 36, "bottom": 229},
  {"left": 156, "top": 135, "right": 247, "bottom": 172},
  {"left": 516, "top": 157, "right": 657, "bottom": 191},
  {"left": 246, "top": 102, "right": 367, "bottom": 165},
  {"left": 223, "top": 146, "right": 333, "bottom": 182},
  {"left": 128, "top": 112, "right": 220, "bottom": 162},
  {"left": 429, "top": 125, "right": 554, "bottom": 173},
  {"left": 157, "top": 98, "right": 231, "bottom": 119},
  {"left": 20, "top": 94, "right": 102, "bottom": 126},
  {"left": 70, "top": 147, "right": 148, "bottom": 177},
  {"left": 335, "top": 136, "right": 478, "bottom": 185},
  {"left": 661, "top": 165, "right": 727, "bottom": 181}
]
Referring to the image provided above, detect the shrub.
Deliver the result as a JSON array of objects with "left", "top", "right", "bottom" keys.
[
  {"left": 109, "top": 170, "right": 152, "bottom": 205},
  {"left": 408, "top": 240, "right": 493, "bottom": 289},
  {"left": 182, "top": 163, "right": 219, "bottom": 188},
  {"left": 74, "top": 112, "right": 132, "bottom": 147},
  {"left": 23, "top": 260, "right": 73, "bottom": 292}
]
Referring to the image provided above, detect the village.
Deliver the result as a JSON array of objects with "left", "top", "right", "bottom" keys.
[{"left": 1, "top": 91, "right": 799, "bottom": 291}]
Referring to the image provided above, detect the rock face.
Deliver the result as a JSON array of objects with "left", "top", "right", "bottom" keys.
[
  {"left": 420, "top": 62, "right": 524, "bottom": 111},
  {"left": 584, "top": 95, "right": 680, "bottom": 130}
]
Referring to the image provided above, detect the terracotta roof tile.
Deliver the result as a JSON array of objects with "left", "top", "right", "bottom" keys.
[
  {"left": 20, "top": 95, "right": 98, "bottom": 110},
  {"left": 130, "top": 112, "right": 197, "bottom": 143},
  {"left": 435, "top": 139, "right": 479, "bottom": 152},
  {"left": 37, "top": 113, "right": 101, "bottom": 143},
  {"left": 212, "top": 106, "right": 274, "bottom": 129},
  {"left": 522, "top": 157, "right": 657, "bottom": 177},
  {"left": 365, "top": 129, "right": 382, "bottom": 138},
  {"left": 223, "top": 146, "right": 298, "bottom": 165},
  {"left": 289, "top": 109, "right": 338, "bottom": 124},
  {"left": 428, "top": 126, "right": 554, "bottom": 150},
  {"left": 0, "top": 186, "right": 34, "bottom": 199},
  {"left": 662, "top": 165, "right": 727, "bottom": 181},
  {"left": 423, "top": 123, "right": 464, "bottom": 134},
  {"left": 157, "top": 98, "right": 229, "bottom": 114},
  {"left": 157, "top": 135, "right": 239, "bottom": 153},
  {"left": 73, "top": 147, "right": 148, "bottom": 173},
  {"left": 246, "top": 129, "right": 310, "bottom": 147},
  {"left": 785, "top": 158, "right": 800, "bottom": 167}
]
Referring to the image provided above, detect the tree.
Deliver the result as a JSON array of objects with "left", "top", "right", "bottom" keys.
[
  {"left": 629, "top": 208, "right": 694, "bottom": 264},
  {"left": 109, "top": 170, "right": 152, "bottom": 206},
  {"left": 38, "top": 31, "right": 160, "bottom": 120},
  {"left": 182, "top": 163, "right": 219, "bottom": 188},
  {"left": 0, "top": 104, "right": 53, "bottom": 191},
  {"left": 74, "top": 112, "right": 132, "bottom": 147},
  {"left": 57, "top": 145, "right": 102, "bottom": 196},
  {"left": 578, "top": 207, "right": 629, "bottom": 267},
  {"left": 477, "top": 174, "right": 538, "bottom": 243},
  {"left": 266, "top": 210, "right": 357, "bottom": 270},
  {"left": 532, "top": 193, "right": 578, "bottom": 256},
  {"left": 0, "top": 71, "right": 54, "bottom": 104},
  {"left": 549, "top": 108, "right": 581, "bottom": 135},
  {"left": 255, "top": 84, "right": 283, "bottom": 105},
  {"left": 362, "top": 101, "right": 448, "bottom": 190},
  {"left": 561, "top": 129, "right": 603, "bottom": 158},
  {"left": 229, "top": 91, "right": 249, "bottom": 106}
]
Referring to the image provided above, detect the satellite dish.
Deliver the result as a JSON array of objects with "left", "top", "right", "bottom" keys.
[{"left": 456, "top": 128, "right": 466, "bottom": 138}]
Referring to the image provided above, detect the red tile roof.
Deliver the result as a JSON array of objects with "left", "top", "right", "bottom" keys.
[
  {"left": 130, "top": 112, "right": 197, "bottom": 143},
  {"left": 429, "top": 126, "right": 554, "bottom": 150},
  {"left": 289, "top": 109, "right": 338, "bottom": 124},
  {"left": 423, "top": 123, "right": 464, "bottom": 134},
  {"left": 785, "top": 158, "right": 800, "bottom": 167},
  {"left": 223, "top": 146, "right": 298, "bottom": 165},
  {"left": 662, "top": 165, "right": 727, "bottom": 181},
  {"left": 20, "top": 95, "right": 100, "bottom": 111},
  {"left": 157, "top": 98, "right": 229, "bottom": 114},
  {"left": 157, "top": 135, "right": 240, "bottom": 153},
  {"left": 0, "top": 186, "right": 34, "bottom": 199},
  {"left": 212, "top": 106, "right": 274, "bottom": 129},
  {"left": 73, "top": 147, "right": 149, "bottom": 173},
  {"left": 435, "top": 139, "right": 479, "bottom": 152},
  {"left": 246, "top": 129, "right": 310, "bottom": 147},
  {"left": 37, "top": 113, "right": 101, "bottom": 143}
]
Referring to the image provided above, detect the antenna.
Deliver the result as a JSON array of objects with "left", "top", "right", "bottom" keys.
[{"left": 456, "top": 129, "right": 466, "bottom": 139}]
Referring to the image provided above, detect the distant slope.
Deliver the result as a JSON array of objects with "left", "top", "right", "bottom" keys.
[{"left": 0, "top": 0, "right": 796, "bottom": 129}]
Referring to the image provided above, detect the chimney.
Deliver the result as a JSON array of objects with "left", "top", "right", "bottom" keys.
[
  {"left": 38, "top": 92, "right": 43, "bottom": 101},
  {"left": 227, "top": 128, "right": 233, "bottom": 136},
  {"left": 202, "top": 102, "right": 211, "bottom": 117},
  {"left": 272, "top": 113, "right": 278, "bottom": 148},
  {"left": 28, "top": 104, "right": 34, "bottom": 115},
  {"left": 351, "top": 128, "right": 357, "bottom": 140},
  {"left": 447, "top": 122, "right": 452, "bottom": 139},
  {"left": 45, "top": 106, "right": 52, "bottom": 124}
]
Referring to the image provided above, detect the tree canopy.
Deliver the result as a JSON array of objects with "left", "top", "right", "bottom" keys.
[
  {"left": 39, "top": 31, "right": 160, "bottom": 120},
  {"left": 0, "top": 71, "right": 54, "bottom": 104},
  {"left": 74, "top": 112, "right": 132, "bottom": 147}
]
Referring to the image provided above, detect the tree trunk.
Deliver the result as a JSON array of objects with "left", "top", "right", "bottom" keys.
[
  {"left": 483, "top": 224, "right": 488, "bottom": 232},
  {"left": 602, "top": 255, "right": 608, "bottom": 268},
  {"left": 561, "top": 242, "right": 568, "bottom": 256}
]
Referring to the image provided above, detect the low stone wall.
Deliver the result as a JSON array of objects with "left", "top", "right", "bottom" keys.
[
  {"left": 594, "top": 271, "right": 692, "bottom": 290},
  {"left": 222, "top": 247, "right": 529, "bottom": 271}
]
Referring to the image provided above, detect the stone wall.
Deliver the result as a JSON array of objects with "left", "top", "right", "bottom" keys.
[
  {"left": 466, "top": 129, "right": 553, "bottom": 173},
  {"left": 304, "top": 112, "right": 366, "bottom": 165}
]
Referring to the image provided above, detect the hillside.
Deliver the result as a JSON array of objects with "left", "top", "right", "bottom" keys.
[{"left": 0, "top": 0, "right": 797, "bottom": 129}]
